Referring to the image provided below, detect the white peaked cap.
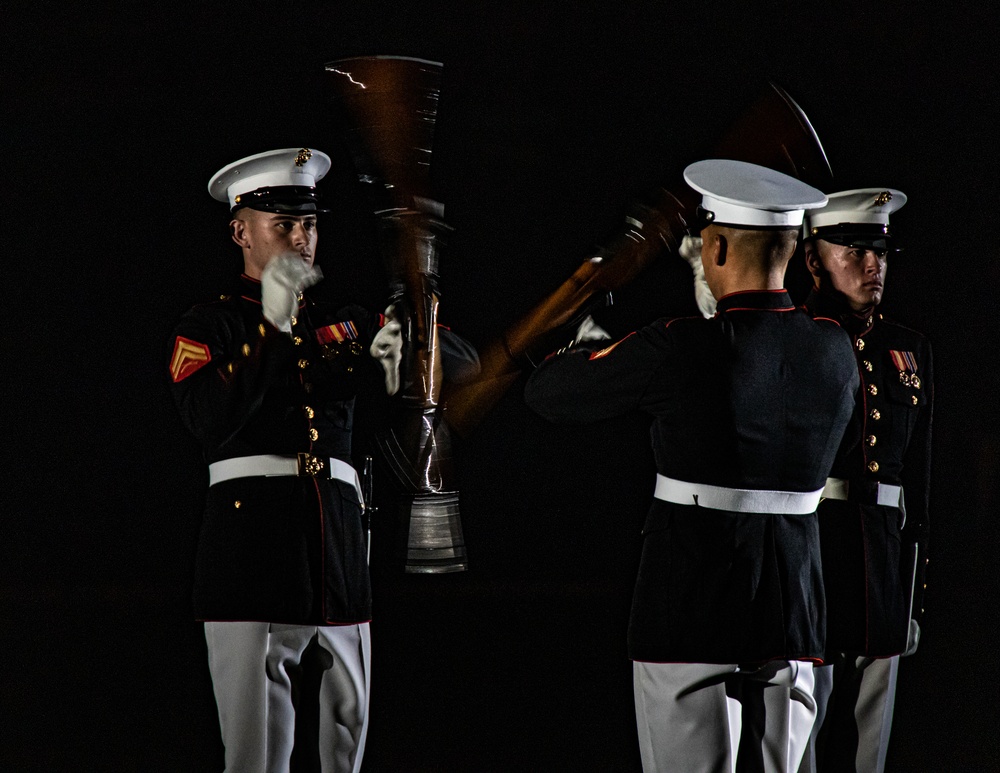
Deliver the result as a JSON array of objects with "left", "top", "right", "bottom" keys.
[
  {"left": 208, "top": 148, "right": 332, "bottom": 211},
  {"left": 804, "top": 188, "right": 907, "bottom": 233},
  {"left": 684, "top": 159, "right": 828, "bottom": 228}
]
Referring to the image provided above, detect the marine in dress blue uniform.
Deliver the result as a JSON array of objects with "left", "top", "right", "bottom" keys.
[
  {"left": 170, "top": 148, "right": 386, "bottom": 773},
  {"left": 525, "top": 160, "right": 859, "bottom": 773},
  {"left": 798, "top": 189, "right": 933, "bottom": 773}
]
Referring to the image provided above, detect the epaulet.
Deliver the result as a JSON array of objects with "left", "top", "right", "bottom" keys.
[
  {"left": 876, "top": 313, "right": 929, "bottom": 339},
  {"left": 189, "top": 292, "right": 238, "bottom": 310},
  {"left": 663, "top": 314, "right": 704, "bottom": 331}
]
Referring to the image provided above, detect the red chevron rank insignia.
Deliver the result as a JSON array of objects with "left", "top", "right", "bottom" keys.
[{"left": 170, "top": 336, "right": 211, "bottom": 382}]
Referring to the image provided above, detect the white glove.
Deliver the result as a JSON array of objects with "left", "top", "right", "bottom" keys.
[
  {"left": 370, "top": 304, "right": 403, "bottom": 395},
  {"left": 574, "top": 315, "right": 612, "bottom": 345},
  {"left": 261, "top": 254, "right": 323, "bottom": 333},
  {"left": 902, "top": 618, "right": 921, "bottom": 657},
  {"left": 679, "top": 235, "right": 716, "bottom": 319}
]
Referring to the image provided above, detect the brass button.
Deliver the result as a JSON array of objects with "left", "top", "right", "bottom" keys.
[
  {"left": 303, "top": 406, "right": 315, "bottom": 419},
  {"left": 309, "top": 428, "right": 319, "bottom": 441},
  {"left": 863, "top": 360, "right": 873, "bottom": 372},
  {"left": 911, "top": 375, "right": 921, "bottom": 389},
  {"left": 258, "top": 323, "right": 267, "bottom": 337},
  {"left": 911, "top": 395, "right": 919, "bottom": 406},
  {"left": 868, "top": 461, "right": 880, "bottom": 473},
  {"left": 234, "top": 500, "right": 242, "bottom": 509},
  {"left": 298, "top": 359, "right": 309, "bottom": 369},
  {"left": 867, "top": 435, "right": 877, "bottom": 447},
  {"left": 866, "top": 316, "right": 874, "bottom": 326},
  {"left": 226, "top": 362, "right": 234, "bottom": 374},
  {"left": 870, "top": 409, "right": 881, "bottom": 420},
  {"left": 242, "top": 343, "right": 251, "bottom": 357},
  {"left": 856, "top": 338, "right": 865, "bottom": 351},
  {"left": 868, "top": 384, "right": 878, "bottom": 396},
  {"left": 291, "top": 316, "right": 298, "bottom": 327},
  {"left": 293, "top": 336, "right": 303, "bottom": 346}
]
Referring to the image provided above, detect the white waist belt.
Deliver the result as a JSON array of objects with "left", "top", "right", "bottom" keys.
[
  {"left": 653, "top": 474, "right": 823, "bottom": 515},
  {"left": 208, "top": 454, "right": 363, "bottom": 505},
  {"left": 822, "top": 477, "right": 903, "bottom": 509}
]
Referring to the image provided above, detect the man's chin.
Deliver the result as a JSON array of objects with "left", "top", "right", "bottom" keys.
[{"left": 864, "top": 290, "right": 883, "bottom": 308}]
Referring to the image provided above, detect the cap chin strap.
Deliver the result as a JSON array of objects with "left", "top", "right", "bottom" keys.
[
  {"left": 231, "top": 185, "right": 324, "bottom": 214},
  {"left": 809, "top": 223, "right": 891, "bottom": 244}
]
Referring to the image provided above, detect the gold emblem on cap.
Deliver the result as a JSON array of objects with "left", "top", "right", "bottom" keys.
[
  {"left": 295, "top": 148, "right": 313, "bottom": 167},
  {"left": 874, "top": 191, "right": 893, "bottom": 205}
]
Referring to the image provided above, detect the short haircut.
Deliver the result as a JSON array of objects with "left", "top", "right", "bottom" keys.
[{"left": 715, "top": 225, "right": 799, "bottom": 271}]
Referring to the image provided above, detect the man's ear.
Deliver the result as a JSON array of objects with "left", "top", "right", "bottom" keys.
[
  {"left": 230, "top": 217, "right": 250, "bottom": 248},
  {"left": 712, "top": 233, "right": 727, "bottom": 268},
  {"left": 803, "top": 241, "right": 823, "bottom": 279}
]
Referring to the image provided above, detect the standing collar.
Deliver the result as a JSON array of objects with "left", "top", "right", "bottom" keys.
[
  {"left": 238, "top": 273, "right": 263, "bottom": 303},
  {"left": 803, "top": 289, "right": 876, "bottom": 336},
  {"left": 715, "top": 289, "right": 795, "bottom": 314}
]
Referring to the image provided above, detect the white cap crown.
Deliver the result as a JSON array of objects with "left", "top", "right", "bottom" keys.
[
  {"left": 804, "top": 188, "right": 907, "bottom": 233},
  {"left": 684, "top": 159, "right": 828, "bottom": 228}
]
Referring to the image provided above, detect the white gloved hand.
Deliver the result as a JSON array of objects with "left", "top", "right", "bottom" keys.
[
  {"left": 679, "top": 235, "right": 716, "bottom": 319},
  {"left": 574, "top": 315, "right": 612, "bottom": 345},
  {"left": 261, "top": 254, "right": 323, "bottom": 334},
  {"left": 902, "top": 618, "right": 921, "bottom": 657},
  {"left": 370, "top": 304, "right": 403, "bottom": 395}
]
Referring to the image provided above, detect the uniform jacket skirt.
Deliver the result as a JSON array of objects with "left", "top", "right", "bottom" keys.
[
  {"left": 193, "top": 474, "right": 371, "bottom": 625},
  {"left": 817, "top": 498, "right": 908, "bottom": 656},
  {"left": 628, "top": 499, "right": 825, "bottom": 665}
]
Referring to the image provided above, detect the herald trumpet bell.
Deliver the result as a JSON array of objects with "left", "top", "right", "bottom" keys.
[{"left": 326, "top": 55, "right": 467, "bottom": 573}]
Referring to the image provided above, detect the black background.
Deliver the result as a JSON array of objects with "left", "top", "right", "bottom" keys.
[{"left": 4, "top": 2, "right": 998, "bottom": 770}]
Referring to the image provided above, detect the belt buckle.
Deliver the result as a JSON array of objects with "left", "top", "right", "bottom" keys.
[{"left": 297, "top": 452, "right": 326, "bottom": 477}]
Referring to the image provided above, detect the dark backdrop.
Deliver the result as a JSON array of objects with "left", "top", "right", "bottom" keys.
[{"left": 4, "top": 2, "right": 997, "bottom": 770}]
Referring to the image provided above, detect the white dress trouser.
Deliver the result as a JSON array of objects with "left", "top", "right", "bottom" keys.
[
  {"left": 634, "top": 660, "right": 817, "bottom": 773},
  {"left": 205, "top": 621, "right": 371, "bottom": 773},
  {"left": 798, "top": 655, "right": 899, "bottom": 773}
]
